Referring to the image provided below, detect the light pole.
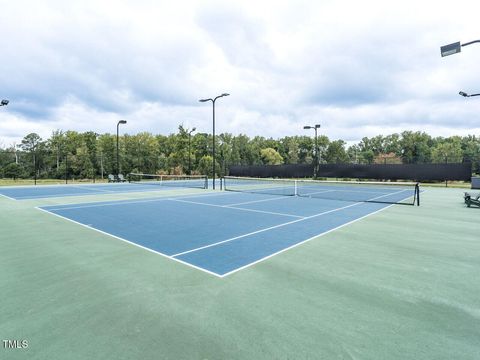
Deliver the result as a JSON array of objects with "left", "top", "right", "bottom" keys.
[
  {"left": 199, "top": 93, "right": 229, "bottom": 189},
  {"left": 0, "top": 99, "right": 9, "bottom": 107},
  {"left": 116, "top": 120, "right": 127, "bottom": 180},
  {"left": 440, "top": 40, "right": 480, "bottom": 57},
  {"left": 304, "top": 124, "right": 321, "bottom": 178},
  {"left": 444, "top": 153, "right": 448, "bottom": 187},
  {"left": 188, "top": 127, "right": 196, "bottom": 175},
  {"left": 65, "top": 152, "right": 68, "bottom": 184},
  {"left": 441, "top": 40, "right": 480, "bottom": 97},
  {"left": 459, "top": 91, "right": 480, "bottom": 98}
]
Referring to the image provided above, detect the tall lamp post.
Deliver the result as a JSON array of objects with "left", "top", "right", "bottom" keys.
[
  {"left": 116, "top": 120, "right": 127, "bottom": 180},
  {"left": 304, "top": 124, "right": 321, "bottom": 178},
  {"left": 441, "top": 40, "right": 480, "bottom": 96},
  {"left": 199, "top": 93, "right": 229, "bottom": 189},
  {"left": 188, "top": 127, "right": 196, "bottom": 175}
]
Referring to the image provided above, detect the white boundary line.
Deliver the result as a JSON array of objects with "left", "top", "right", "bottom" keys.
[
  {"left": 217, "top": 189, "right": 420, "bottom": 277},
  {"left": 0, "top": 193, "right": 18, "bottom": 201},
  {"left": 0, "top": 182, "right": 138, "bottom": 191},
  {"left": 219, "top": 203, "right": 397, "bottom": 277},
  {"left": 168, "top": 198, "right": 304, "bottom": 218},
  {"left": 35, "top": 187, "right": 420, "bottom": 278},
  {"left": 71, "top": 185, "right": 116, "bottom": 193},
  {"left": 8, "top": 186, "right": 199, "bottom": 200},
  {"left": 171, "top": 201, "right": 361, "bottom": 257},
  {"left": 35, "top": 207, "right": 223, "bottom": 278},
  {"left": 224, "top": 195, "right": 290, "bottom": 207},
  {"left": 0, "top": 181, "right": 213, "bottom": 201},
  {"left": 41, "top": 190, "right": 241, "bottom": 211},
  {"left": 5, "top": 181, "right": 202, "bottom": 189},
  {"left": 173, "top": 189, "right": 416, "bottom": 273}
]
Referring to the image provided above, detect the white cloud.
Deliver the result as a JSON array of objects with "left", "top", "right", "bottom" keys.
[{"left": 1, "top": 0, "right": 480, "bottom": 146}]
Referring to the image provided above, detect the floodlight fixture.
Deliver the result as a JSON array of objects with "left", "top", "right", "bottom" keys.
[
  {"left": 459, "top": 91, "right": 480, "bottom": 97},
  {"left": 440, "top": 39, "right": 480, "bottom": 57},
  {"left": 0, "top": 99, "right": 9, "bottom": 106},
  {"left": 304, "top": 124, "right": 320, "bottom": 130},
  {"left": 441, "top": 42, "right": 461, "bottom": 57}
]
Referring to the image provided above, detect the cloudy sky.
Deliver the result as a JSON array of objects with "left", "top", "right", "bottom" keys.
[{"left": 1, "top": 0, "right": 479, "bottom": 146}]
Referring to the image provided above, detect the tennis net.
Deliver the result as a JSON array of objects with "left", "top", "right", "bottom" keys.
[
  {"left": 223, "top": 176, "right": 420, "bottom": 205},
  {"left": 128, "top": 173, "right": 208, "bottom": 189}
]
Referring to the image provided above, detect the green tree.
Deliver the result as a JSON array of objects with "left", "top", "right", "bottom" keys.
[
  {"left": 399, "top": 131, "right": 433, "bottom": 164},
  {"left": 460, "top": 135, "right": 480, "bottom": 171},
  {"left": 384, "top": 133, "right": 401, "bottom": 156},
  {"left": 346, "top": 144, "right": 361, "bottom": 163},
  {"left": 324, "top": 140, "right": 348, "bottom": 163},
  {"left": 198, "top": 155, "right": 218, "bottom": 176},
  {"left": 19, "top": 133, "right": 44, "bottom": 177},
  {"left": 431, "top": 139, "right": 463, "bottom": 163},
  {"left": 218, "top": 133, "right": 233, "bottom": 168},
  {"left": 0, "top": 147, "right": 16, "bottom": 169},
  {"left": 297, "top": 136, "right": 314, "bottom": 164},
  {"left": 47, "top": 130, "right": 66, "bottom": 175},
  {"left": 97, "top": 134, "right": 116, "bottom": 177},
  {"left": 3, "top": 162, "right": 23, "bottom": 180},
  {"left": 260, "top": 148, "right": 284, "bottom": 165},
  {"left": 83, "top": 131, "right": 98, "bottom": 176}
]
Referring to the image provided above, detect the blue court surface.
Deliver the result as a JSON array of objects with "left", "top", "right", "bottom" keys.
[
  {"left": 0, "top": 182, "right": 198, "bottom": 200},
  {"left": 38, "top": 191, "right": 401, "bottom": 277}
]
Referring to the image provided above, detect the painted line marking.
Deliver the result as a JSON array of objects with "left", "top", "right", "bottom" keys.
[
  {"left": 220, "top": 203, "right": 396, "bottom": 277},
  {"left": 35, "top": 207, "right": 222, "bottom": 278},
  {"left": 171, "top": 189, "right": 413, "bottom": 259},
  {"left": 41, "top": 191, "right": 240, "bottom": 211},
  {"left": 35, "top": 187, "right": 420, "bottom": 278},
  {"left": 168, "top": 198, "right": 304, "bottom": 219},
  {"left": 1, "top": 183, "right": 211, "bottom": 200},
  {"left": 171, "top": 201, "right": 361, "bottom": 258},
  {"left": 71, "top": 185, "right": 116, "bottom": 193},
  {"left": 224, "top": 195, "right": 290, "bottom": 207},
  {"left": 7, "top": 187, "right": 175, "bottom": 200},
  {"left": 0, "top": 193, "right": 18, "bottom": 201},
  {"left": 218, "top": 190, "right": 419, "bottom": 277}
]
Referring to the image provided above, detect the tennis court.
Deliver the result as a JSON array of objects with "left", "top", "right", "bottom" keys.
[
  {"left": 0, "top": 175, "right": 208, "bottom": 200},
  {"left": 1, "top": 179, "right": 479, "bottom": 359},
  {"left": 35, "top": 179, "right": 419, "bottom": 276}
]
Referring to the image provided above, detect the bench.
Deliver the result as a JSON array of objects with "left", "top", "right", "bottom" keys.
[{"left": 464, "top": 192, "right": 480, "bottom": 208}]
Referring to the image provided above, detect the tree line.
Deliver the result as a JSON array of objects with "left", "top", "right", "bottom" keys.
[{"left": 0, "top": 126, "right": 479, "bottom": 180}]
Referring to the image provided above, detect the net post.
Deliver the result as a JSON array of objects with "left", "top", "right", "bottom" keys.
[
  {"left": 205, "top": 176, "right": 208, "bottom": 189},
  {"left": 415, "top": 183, "right": 420, "bottom": 206},
  {"left": 294, "top": 180, "right": 298, "bottom": 196}
]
